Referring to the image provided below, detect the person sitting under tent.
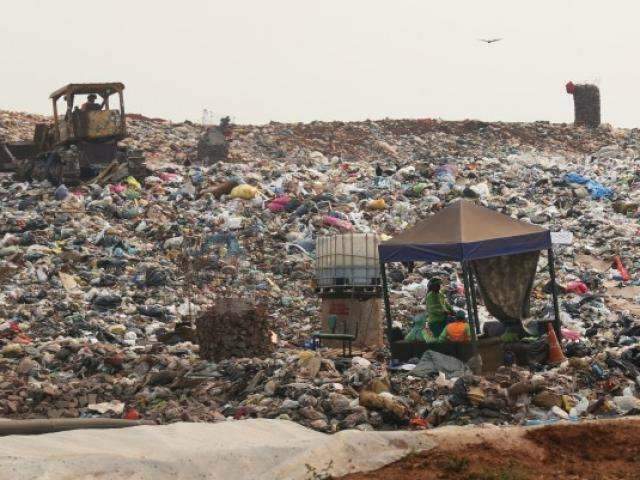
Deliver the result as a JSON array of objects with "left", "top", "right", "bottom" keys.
[
  {"left": 425, "top": 277, "right": 453, "bottom": 337},
  {"left": 404, "top": 313, "right": 431, "bottom": 342},
  {"left": 438, "top": 310, "right": 471, "bottom": 343}
]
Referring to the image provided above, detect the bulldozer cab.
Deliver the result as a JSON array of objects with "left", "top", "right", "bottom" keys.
[
  {"left": 9, "top": 81, "right": 147, "bottom": 186},
  {"left": 50, "top": 83, "right": 126, "bottom": 145}
]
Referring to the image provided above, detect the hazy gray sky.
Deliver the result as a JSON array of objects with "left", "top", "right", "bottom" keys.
[{"left": 1, "top": 0, "right": 638, "bottom": 126}]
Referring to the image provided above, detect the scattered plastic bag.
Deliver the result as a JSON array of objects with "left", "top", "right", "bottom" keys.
[
  {"left": 230, "top": 184, "right": 258, "bottom": 200},
  {"left": 565, "top": 280, "right": 589, "bottom": 295},
  {"left": 565, "top": 172, "right": 613, "bottom": 199}
]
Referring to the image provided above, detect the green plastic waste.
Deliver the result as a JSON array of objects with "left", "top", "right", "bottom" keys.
[
  {"left": 413, "top": 183, "right": 428, "bottom": 195},
  {"left": 405, "top": 313, "right": 434, "bottom": 342}
]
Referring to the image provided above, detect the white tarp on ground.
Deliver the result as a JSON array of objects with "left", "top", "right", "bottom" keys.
[{"left": 0, "top": 419, "right": 435, "bottom": 480}]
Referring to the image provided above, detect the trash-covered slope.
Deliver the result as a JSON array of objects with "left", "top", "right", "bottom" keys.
[{"left": 1, "top": 110, "right": 640, "bottom": 431}]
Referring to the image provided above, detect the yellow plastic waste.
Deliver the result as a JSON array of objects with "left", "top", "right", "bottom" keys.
[
  {"left": 230, "top": 184, "right": 258, "bottom": 200},
  {"left": 125, "top": 176, "right": 141, "bottom": 190},
  {"left": 58, "top": 272, "right": 80, "bottom": 293},
  {"left": 109, "top": 325, "right": 127, "bottom": 335},
  {"left": 298, "top": 351, "right": 316, "bottom": 362},
  {"left": 368, "top": 199, "right": 387, "bottom": 210},
  {"left": 467, "top": 386, "right": 486, "bottom": 406},
  {"left": 1, "top": 344, "right": 23, "bottom": 357},
  {"left": 298, "top": 351, "right": 321, "bottom": 378}
]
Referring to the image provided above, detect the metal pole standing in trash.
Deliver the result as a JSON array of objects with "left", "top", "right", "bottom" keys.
[
  {"left": 547, "top": 248, "right": 562, "bottom": 341},
  {"left": 461, "top": 262, "right": 478, "bottom": 349},
  {"left": 468, "top": 266, "right": 481, "bottom": 334},
  {"left": 379, "top": 257, "right": 393, "bottom": 343}
]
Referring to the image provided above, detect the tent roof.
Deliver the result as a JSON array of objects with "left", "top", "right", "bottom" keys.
[{"left": 379, "top": 200, "right": 551, "bottom": 262}]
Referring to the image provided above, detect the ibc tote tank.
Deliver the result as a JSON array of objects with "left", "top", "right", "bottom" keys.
[{"left": 315, "top": 233, "right": 380, "bottom": 291}]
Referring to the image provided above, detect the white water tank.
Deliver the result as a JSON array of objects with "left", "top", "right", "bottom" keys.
[{"left": 316, "top": 233, "right": 380, "bottom": 291}]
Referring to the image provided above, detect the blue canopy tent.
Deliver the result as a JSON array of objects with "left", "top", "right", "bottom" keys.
[{"left": 378, "top": 200, "right": 561, "bottom": 350}]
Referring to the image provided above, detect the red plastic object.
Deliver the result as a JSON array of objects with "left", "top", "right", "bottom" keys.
[
  {"left": 123, "top": 408, "right": 141, "bottom": 420},
  {"left": 14, "top": 334, "right": 32, "bottom": 345},
  {"left": 9, "top": 322, "right": 31, "bottom": 344},
  {"left": 565, "top": 81, "right": 576, "bottom": 94},
  {"left": 561, "top": 328, "right": 582, "bottom": 341},
  {"left": 159, "top": 172, "right": 177, "bottom": 182},
  {"left": 409, "top": 418, "right": 429, "bottom": 429},
  {"left": 109, "top": 183, "right": 126, "bottom": 194},
  {"left": 233, "top": 407, "right": 249, "bottom": 420},
  {"left": 323, "top": 215, "right": 353, "bottom": 231},
  {"left": 267, "top": 195, "right": 290, "bottom": 212},
  {"left": 614, "top": 256, "right": 631, "bottom": 281},
  {"left": 565, "top": 281, "right": 588, "bottom": 295}
]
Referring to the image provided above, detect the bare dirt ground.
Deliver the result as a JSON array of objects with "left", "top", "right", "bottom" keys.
[{"left": 339, "top": 418, "right": 640, "bottom": 480}]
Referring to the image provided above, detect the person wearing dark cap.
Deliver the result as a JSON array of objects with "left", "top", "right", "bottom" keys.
[
  {"left": 425, "top": 277, "right": 453, "bottom": 337},
  {"left": 438, "top": 310, "right": 471, "bottom": 343},
  {"left": 81, "top": 94, "right": 105, "bottom": 112}
]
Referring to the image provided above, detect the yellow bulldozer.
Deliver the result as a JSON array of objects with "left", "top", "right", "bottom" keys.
[{"left": 1, "top": 82, "right": 145, "bottom": 185}]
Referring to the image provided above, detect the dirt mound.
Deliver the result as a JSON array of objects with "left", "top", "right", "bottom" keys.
[
  {"left": 526, "top": 421, "right": 640, "bottom": 471},
  {"left": 196, "top": 299, "right": 274, "bottom": 361},
  {"left": 340, "top": 419, "right": 640, "bottom": 480}
]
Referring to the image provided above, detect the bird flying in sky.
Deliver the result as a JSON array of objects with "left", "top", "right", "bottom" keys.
[{"left": 478, "top": 38, "right": 502, "bottom": 44}]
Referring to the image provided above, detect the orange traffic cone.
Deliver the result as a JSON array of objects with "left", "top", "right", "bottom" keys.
[
  {"left": 614, "top": 256, "right": 631, "bottom": 282},
  {"left": 547, "top": 323, "right": 566, "bottom": 365}
]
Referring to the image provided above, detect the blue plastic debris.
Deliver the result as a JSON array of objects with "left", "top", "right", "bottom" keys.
[{"left": 565, "top": 172, "right": 613, "bottom": 199}]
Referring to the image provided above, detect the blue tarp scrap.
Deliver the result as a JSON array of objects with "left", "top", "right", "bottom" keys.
[{"left": 564, "top": 172, "right": 614, "bottom": 199}]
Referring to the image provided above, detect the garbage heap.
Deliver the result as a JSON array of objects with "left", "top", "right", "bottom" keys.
[
  {"left": 1, "top": 109, "right": 640, "bottom": 431},
  {"left": 196, "top": 299, "right": 273, "bottom": 361}
]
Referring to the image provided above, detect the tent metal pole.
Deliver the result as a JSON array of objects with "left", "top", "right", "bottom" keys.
[
  {"left": 461, "top": 262, "right": 478, "bottom": 349},
  {"left": 379, "top": 258, "right": 393, "bottom": 343},
  {"left": 547, "top": 248, "right": 562, "bottom": 341},
  {"left": 468, "top": 266, "right": 481, "bottom": 334}
]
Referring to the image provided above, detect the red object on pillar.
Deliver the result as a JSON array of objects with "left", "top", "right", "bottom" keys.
[{"left": 565, "top": 81, "right": 576, "bottom": 94}]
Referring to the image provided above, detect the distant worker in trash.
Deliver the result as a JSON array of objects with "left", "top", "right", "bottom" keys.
[
  {"left": 438, "top": 310, "right": 471, "bottom": 343},
  {"left": 425, "top": 277, "right": 454, "bottom": 337},
  {"left": 81, "top": 94, "right": 105, "bottom": 112}
]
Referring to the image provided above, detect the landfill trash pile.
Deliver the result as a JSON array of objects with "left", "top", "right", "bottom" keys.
[
  {"left": 0, "top": 111, "right": 47, "bottom": 142},
  {"left": 0, "top": 111, "right": 203, "bottom": 166},
  {"left": 1, "top": 109, "right": 640, "bottom": 431}
]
